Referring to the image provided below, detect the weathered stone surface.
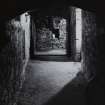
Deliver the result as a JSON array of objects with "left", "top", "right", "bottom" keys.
[
  {"left": 82, "top": 13, "right": 105, "bottom": 105},
  {"left": 36, "top": 27, "right": 53, "bottom": 51},
  {"left": 82, "top": 10, "right": 97, "bottom": 80},
  {"left": 69, "top": 7, "right": 76, "bottom": 59},
  {"left": 35, "top": 17, "right": 67, "bottom": 51},
  {"left": 0, "top": 13, "right": 30, "bottom": 105}
]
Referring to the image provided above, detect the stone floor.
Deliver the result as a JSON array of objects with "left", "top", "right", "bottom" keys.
[
  {"left": 17, "top": 60, "right": 88, "bottom": 105},
  {"left": 35, "top": 49, "right": 66, "bottom": 55}
]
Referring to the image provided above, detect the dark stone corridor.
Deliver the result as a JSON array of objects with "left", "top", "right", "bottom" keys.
[{"left": 0, "top": 2, "right": 105, "bottom": 105}]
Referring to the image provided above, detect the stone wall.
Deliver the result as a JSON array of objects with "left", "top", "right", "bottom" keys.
[
  {"left": 36, "top": 27, "right": 53, "bottom": 51},
  {"left": 30, "top": 18, "right": 37, "bottom": 57},
  {"left": 35, "top": 17, "right": 67, "bottom": 51},
  {"left": 0, "top": 13, "right": 30, "bottom": 105},
  {"left": 82, "top": 10, "right": 97, "bottom": 80},
  {"left": 82, "top": 11, "right": 105, "bottom": 105},
  {"left": 69, "top": 7, "right": 76, "bottom": 59},
  {"left": 20, "top": 12, "right": 30, "bottom": 61}
]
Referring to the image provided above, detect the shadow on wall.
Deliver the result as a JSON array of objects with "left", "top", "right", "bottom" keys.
[
  {"left": 85, "top": 17, "right": 105, "bottom": 105},
  {"left": 82, "top": 10, "right": 105, "bottom": 105},
  {"left": 0, "top": 21, "right": 10, "bottom": 52}
]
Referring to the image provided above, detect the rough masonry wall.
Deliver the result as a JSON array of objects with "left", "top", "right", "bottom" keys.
[
  {"left": 82, "top": 10, "right": 97, "bottom": 80},
  {"left": 82, "top": 12, "right": 105, "bottom": 105},
  {"left": 0, "top": 13, "right": 30, "bottom": 105},
  {"left": 35, "top": 17, "right": 67, "bottom": 51},
  {"left": 36, "top": 27, "right": 53, "bottom": 51},
  {"left": 20, "top": 13, "right": 30, "bottom": 61},
  {"left": 69, "top": 7, "right": 76, "bottom": 59},
  {"left": 31, "top": 18, "right": 37, "bottom": 57}
]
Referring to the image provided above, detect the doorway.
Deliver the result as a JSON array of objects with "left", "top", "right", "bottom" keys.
[
  {"left": 30, "top": 6, "right": 82, "bottom": 61},
  {"left": 34, "top": 16, "right": 67, "bottom": 55}
]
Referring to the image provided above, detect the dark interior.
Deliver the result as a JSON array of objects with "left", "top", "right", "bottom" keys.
[{"left": 0, "top": 0, "right": 105, "bottom": 105}]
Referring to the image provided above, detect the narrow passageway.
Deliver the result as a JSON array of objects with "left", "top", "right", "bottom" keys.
[
  {"left": 17, "top": 60, "right": 87, "bottom": 105},
  {"left": 0, "top": 1, "right": 105, "bottom": 105}
]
